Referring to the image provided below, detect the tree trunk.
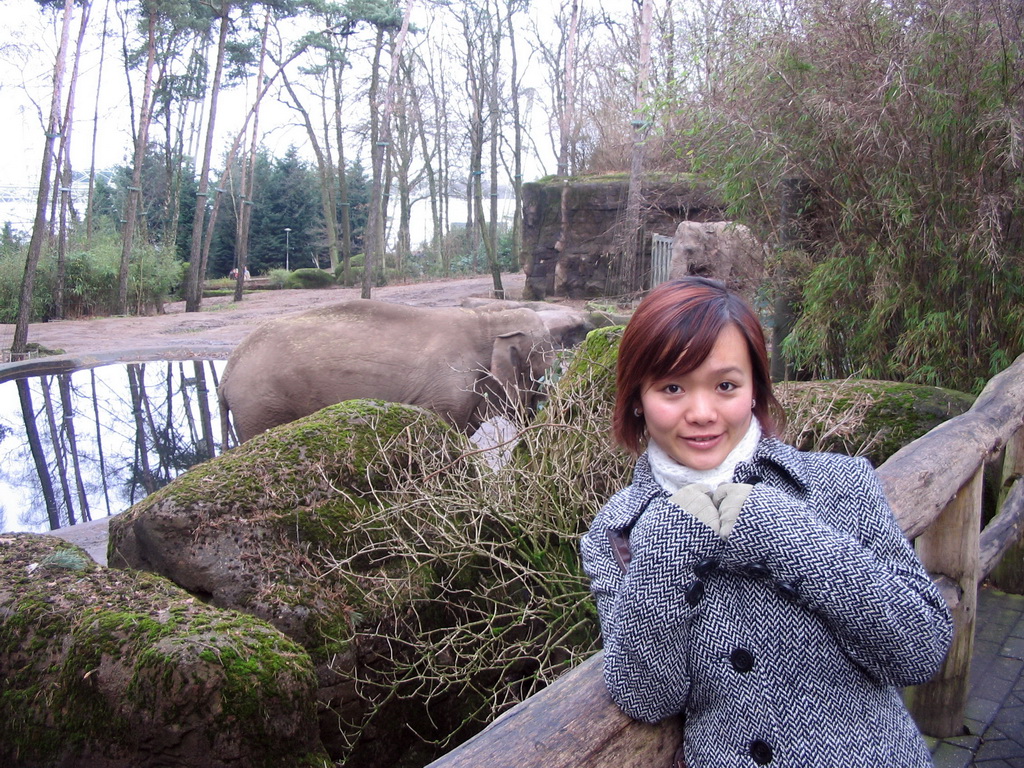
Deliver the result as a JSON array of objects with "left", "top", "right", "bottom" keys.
[
  {"left": 364, "top": 1, "right": 415, "bottom": 298},
  {"left": 184, "top": 2, "right": 232, "bottom": 313},
  {"left": 486, "top": 1, "right": 503, "bottom": 297},
  {"left": 11, "top": 0, "right": 75, "bottom": 358},
  {"left": 233, "top": 12, "right": 271, "bottom": 302},
  {"left": 118, "top": 5, "right": 158, "bottom": 315},
  {"left": 86, "top": 0, "right": 110, "bottom": 245},
  {"left": 508, "top": 1, "right": 524, "bottom": 269},
  {"left": 619, "top": 0, "right": 652, "bottom": 296},
  {"left": 53, "top": 0, "right": 92, "bottom": 320}
]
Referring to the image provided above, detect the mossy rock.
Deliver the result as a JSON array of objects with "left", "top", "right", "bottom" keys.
[
  {"left": 0, "top": 534, "right": 327, "bottom": 768},
  {"left": 284, "top": 268, "right": 336, "bottom": 289},
  {"left": 776, "top": 379, "right": 975, "bottom": 466},
  {"left": 109, "top": 400, "right": 490, "bottom": 767},
  {"left": 109, "top": 400, "right": 470, "bottom": 646}
]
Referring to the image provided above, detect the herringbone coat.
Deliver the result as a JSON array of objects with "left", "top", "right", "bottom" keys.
[{"left": 581, "top": 438, "right": 953, "bottom": 768}]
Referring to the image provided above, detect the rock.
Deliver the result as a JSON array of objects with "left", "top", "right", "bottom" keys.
[
  {"left": 669, "top": 220, "right": 766, "bottom": 304},
  {"left": 776, "top": 379, "right": 975, "bottom": 466},
  {"left": 520, "top": 175, "right": 724, "bottom": 300},
  {"left": 0, "top": 534, "right": 326, "bottom": 768},
  {"left": 108, "top": 400, "right": 495, "bottom": 767}
]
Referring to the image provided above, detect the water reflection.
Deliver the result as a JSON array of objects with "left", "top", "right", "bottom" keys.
[{"left": 0, "top": 361, "right": 225, "bottom": 534}]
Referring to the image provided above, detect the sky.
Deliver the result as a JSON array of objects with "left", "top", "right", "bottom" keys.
[{"left": 0, "top": 0, "right": 558, "bottom": 235}]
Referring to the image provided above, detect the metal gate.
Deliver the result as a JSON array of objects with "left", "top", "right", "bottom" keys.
[{"left": 649, "top": 233, "right": 673, "bottom": 288}]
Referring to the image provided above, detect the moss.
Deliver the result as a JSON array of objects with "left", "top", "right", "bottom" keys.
[
  {"left": 1, "top": 535, "right": 325, "bottom": 767},
  {"left": 777, "top": 379, "right": 974, "bottom": 465}
]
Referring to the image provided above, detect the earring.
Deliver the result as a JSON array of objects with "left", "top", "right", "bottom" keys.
[
  {"left": 633, "top": 407, "right": 643, "bottom": 418},
  {"left": 751, "top": 399, "right": 757, "bottom": 410}
]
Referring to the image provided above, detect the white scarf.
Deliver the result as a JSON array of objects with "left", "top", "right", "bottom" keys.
[{"left": 647, "top": 417, "right": 762, "bottom": 494}]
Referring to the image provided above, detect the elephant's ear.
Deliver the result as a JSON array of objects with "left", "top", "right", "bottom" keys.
[{"left": 490, "top": 330, "right": 533, "bottom": 410}]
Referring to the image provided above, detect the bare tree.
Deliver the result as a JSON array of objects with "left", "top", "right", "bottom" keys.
[
  {"left": 11, "top": 0, "right": 76, "bottom": 358},
  {"left": 40, "top": 375, "right": 78, "bottom": 526},
  {"left": 118, "top": 0, "right": 160, "bottom": 315},
  {"left": 183, "top": 0, "right": 234, "bottom": 312},
  {"left": 618, "top": 0, "right": 652, "bottom": 294},
  {"left": 363, "top": 0, "right": 414, "bottom": 298}
]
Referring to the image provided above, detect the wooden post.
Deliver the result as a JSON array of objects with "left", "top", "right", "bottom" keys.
[
  {"left": 906, "top": 467, "right": 982, "bottom": 737},
  {"left": 992, "top": 427, "right": 1024, "bottom": 592}
]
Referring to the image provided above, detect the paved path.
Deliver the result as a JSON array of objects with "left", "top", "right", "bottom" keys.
[{"left": 929, "top": 587, "right": 1024, "bottom": 767}]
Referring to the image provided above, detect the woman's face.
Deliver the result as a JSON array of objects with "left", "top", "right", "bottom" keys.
[{"left": 638, "top": 324, "right": 755, "bottom": 471}]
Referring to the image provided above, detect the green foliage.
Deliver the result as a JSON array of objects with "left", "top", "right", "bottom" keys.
[
  {"left": 668, "top": 0, "right": 1024, "bottom": 392},
  {"left": 266, "top": 269, "right": 291, "bottom": 288},
  {"left": 284, "top": 268, "right": 336, "bottom": 289},
  {"left": 210, "top": 146, "right": 324, "bottom": 278},
  {"left": 416, "top": 225, "right": 516, "bottom": 279},
  {"left": 0, "top": 230, "right": 183, "bottom": 323}
]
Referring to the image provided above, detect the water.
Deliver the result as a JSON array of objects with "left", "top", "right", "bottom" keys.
[{"left": 0, "top": 360, "right": 226, "bottom": 534}]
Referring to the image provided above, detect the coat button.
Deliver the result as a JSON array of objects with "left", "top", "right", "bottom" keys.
[
  {"left": 746, "top": 475, "right": 763, "bottom": 485},
  {"left": 776, "top": 580, "right": 801, "bottom": 602},
  {"left": 749, "top": 739, "right": 773, "bottom": 765},
  {"left": 730, "top": 648, "right": 754, "bottom": 673},
  {"left": 743, "top": 561, "right": 771, "bottom": 579},
  {"left": 685, "top": 580, "right": 705, "bottom": 607},
  {"left": 693, "top": 557, "right": 719, "bottom": 579}
]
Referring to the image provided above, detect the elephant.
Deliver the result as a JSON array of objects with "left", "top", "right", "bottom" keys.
[
  {"left": 218, "top": 299, "right": 558, "bottom": 444},
  {"left": 670, "top": 220, "right": 766, "bottom": 303}
]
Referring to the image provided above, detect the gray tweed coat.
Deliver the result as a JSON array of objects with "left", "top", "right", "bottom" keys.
[{"left": 581, "top": 438, "right": 953, "bottom": 768}]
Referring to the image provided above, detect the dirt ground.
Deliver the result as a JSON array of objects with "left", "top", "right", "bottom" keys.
[{"left": 0, "top": 273, "right": 534, "bottom": 361}]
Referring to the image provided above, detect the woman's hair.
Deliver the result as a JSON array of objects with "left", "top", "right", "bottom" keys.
[{"left": 613, "top": 277, "right": 785, "bottom": 455}]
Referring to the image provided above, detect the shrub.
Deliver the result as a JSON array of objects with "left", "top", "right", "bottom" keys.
[
  {"left": 284, "top": 268, "right": 335, "bottom": 289},
  {"left": 266, "top": 269, "right": 290, "bottom": 289},
  {"left": 0, "top": 230, "right": 183, "bottom": 321}
]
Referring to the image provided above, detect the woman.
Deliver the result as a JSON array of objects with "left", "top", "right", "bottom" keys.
[{"left": 580, "top": 277, "right": 952, "bottom": 767}]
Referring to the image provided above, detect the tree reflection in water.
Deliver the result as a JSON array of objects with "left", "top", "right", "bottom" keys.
[{"left": 0, "top": 360, "right": 226, "bottom": 533}]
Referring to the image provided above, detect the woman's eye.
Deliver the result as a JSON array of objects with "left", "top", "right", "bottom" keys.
[
  {"left": 664, "top": 383, "right": 682, "bottom": 394},
  {"left": 718, "top": 382, "right": 737, "bottom": 392}
]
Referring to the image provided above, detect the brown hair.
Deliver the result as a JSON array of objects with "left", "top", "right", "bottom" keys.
[{"left": 613, "top": 277, "right": 785, "bottom": 455}]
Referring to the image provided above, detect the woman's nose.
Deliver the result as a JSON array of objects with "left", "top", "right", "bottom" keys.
[{"left": 685, "top": 392, "right": 717, "bottom": 424}]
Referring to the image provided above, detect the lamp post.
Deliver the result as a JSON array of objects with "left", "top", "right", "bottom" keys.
[{"left": 284, "top": 227, "right": 292, "bottom": 271}]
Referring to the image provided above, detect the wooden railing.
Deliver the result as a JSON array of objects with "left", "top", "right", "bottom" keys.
[{"left": 427, "top": 353, "right": 1024, "bottom": 768}]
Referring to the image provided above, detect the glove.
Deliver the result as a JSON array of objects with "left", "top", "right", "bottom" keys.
[
  {"left": 713, "top": 483, "right": 754, "bottom": 539},
  {"left": 670, "top": 483, "right": 720, "bottom": 535}
]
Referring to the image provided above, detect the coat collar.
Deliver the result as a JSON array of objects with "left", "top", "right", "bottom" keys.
[{"left": 602, "top": 437, "right": 812, "bottom": 532}]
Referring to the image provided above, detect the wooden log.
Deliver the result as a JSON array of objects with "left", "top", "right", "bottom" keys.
[
  {"left": 879, "top": 352, "right": 1024, "bottom": 539},
  {"left": 905, "top": 467, "right": 982, "bottom": 737},
  {"left": 990, "top": 429, "right": 1024, "bottom": 591},
  {"left": 425, "top": 652, "right": 681, "bottom": 768},
  {"left": 981, "top": 476, "right": 1024, "bottom": 580}
]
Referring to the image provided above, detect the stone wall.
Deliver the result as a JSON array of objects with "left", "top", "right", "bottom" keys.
[{"left": 520, "top": 175, "right": 724, "bottom": 300}]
